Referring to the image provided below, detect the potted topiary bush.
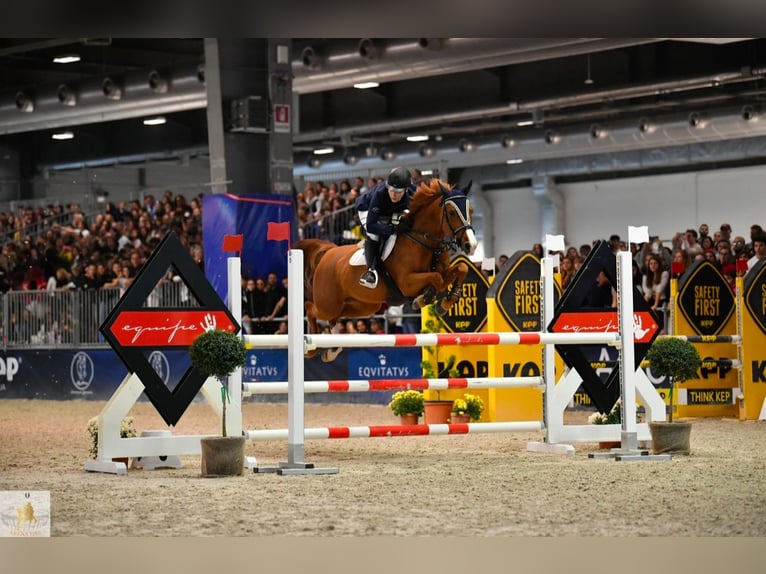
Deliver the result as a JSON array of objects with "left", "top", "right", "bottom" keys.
[
  {"left": 189, "top": 328, "right": 248, "bottom": 476},
  {"left": 644, "top": 336, "right": 702, "bottom": 454}
]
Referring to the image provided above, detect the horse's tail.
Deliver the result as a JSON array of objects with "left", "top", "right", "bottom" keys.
[{"left": 294, "top": 239, "right": 334, "bottom": 302}]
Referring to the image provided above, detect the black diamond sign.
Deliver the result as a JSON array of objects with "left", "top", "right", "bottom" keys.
[
  {"left": 438, "top": 254, "right": 489, "bottom": 333},
  {"left": 487, "top": 251, "right": 561, "bottom": 332},
  {"left": 677, "top": 259, "right": 735, "bottom": 336},
  {"left": 548, "top": 240, "right": 659, "bottom": 414},
  {"left": 744, "top": 258, "right": 766, "bottom": 335},
  {"left": 100, "top": 232, "right": 239, "bottom": 426}
]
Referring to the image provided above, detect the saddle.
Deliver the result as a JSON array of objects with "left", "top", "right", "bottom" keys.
[{"left": 350, "top": 236, "right": 408, "bottom": 305}]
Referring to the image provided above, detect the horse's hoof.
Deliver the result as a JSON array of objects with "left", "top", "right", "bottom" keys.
[
  {"left": 434, "top": 303, "right": 449, "bottom": 317},
  {"left": 322, "top": 348, "right": 342, "bottom": 362}
]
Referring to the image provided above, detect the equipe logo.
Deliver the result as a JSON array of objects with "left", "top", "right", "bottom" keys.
[{"left": 0, "top": 356, "right": 20, "bottom": 382}]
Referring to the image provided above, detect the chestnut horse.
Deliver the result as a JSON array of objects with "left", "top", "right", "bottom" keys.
[{"left": 295, "top": 177, "right": 477, "bottom": 361}]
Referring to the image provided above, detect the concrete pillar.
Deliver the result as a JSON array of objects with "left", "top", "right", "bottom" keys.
[
  {"left": 204, "top": 38, "right": 293, "bottom": 196},
  {"left": 532, "top": 175, "right": 565, "bottom": 243}
]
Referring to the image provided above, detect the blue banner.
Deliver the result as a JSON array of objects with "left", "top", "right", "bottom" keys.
[
  {"left": 202, "top": 193, "right": 293, "bottom": 304},
  {"left": 0, "top": 348, "right": 421, "bottom": 407}
]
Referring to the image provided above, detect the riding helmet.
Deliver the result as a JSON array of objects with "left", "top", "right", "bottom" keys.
[{"left": 387, "top": 167, "right": 412, "bottom": 191}]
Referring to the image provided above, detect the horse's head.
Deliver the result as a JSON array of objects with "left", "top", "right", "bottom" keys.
[{"left": 438, "top": 180, "right": 477, "bottom": 256}]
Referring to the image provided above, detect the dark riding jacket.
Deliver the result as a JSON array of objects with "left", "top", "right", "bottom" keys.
[{"left": 356, "top": 181, "right": 412, "bottom": 237}]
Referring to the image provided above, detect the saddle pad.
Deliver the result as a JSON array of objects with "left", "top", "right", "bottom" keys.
[{"left": 349, "top": 236, "right": 397, "bottom": 266}]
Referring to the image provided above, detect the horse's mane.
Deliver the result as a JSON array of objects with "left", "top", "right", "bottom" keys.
[{"left": 407, "top": 178, "right": 449, "bottom": 216}]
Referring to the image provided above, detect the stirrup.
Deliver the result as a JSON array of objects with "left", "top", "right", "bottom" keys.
[{"left": 359, "top": 269, "right": 378, "bottom": 288}]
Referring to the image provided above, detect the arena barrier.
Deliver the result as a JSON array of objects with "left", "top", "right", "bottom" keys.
[
  {"left": 666, "top": 257, "right": 766, "bottom": 420},
  {"left": 86, "top": 231, "right": 671, "bottom": 475}
]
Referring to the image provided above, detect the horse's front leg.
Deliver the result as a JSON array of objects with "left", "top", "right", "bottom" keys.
[
  {"left": 433, "top": 261, "right": 468, "bottom": 316},
  {"left": 401, "top": 271, "right": 446, "bottom": 310}
]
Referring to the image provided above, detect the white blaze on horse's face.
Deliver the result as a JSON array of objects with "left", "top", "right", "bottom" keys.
[
  {"left": 463, "top": 199, "right": 478, "bottom": 255},
  {"left": 444, "top": 195, "right": 477, "bottom": 256}
]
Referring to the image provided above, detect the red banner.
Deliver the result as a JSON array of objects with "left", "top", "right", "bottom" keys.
[
  {"left": 550, "top": 311, "right": 658, "bottom": 343},
  {"left": 109, "top": 311, "right": 237, "bottom": 347}
]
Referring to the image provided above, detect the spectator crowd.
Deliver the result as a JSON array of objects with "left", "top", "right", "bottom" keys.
[{"left": 1, "top": 173, "right": 763, "bottom": 341}]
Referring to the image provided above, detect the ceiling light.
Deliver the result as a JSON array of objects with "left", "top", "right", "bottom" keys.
[
  {"left": 458, "top": 139, "right": 475, "bottom": 152},
  {"left": 364, "top": 144, "right": 378, "bottom": 157},
  {"left": 52, "top": 131, "right": 74, "bottom": 140},
  {"left": 148, "top": 70, "right": 168, "bottom": 93},
  {"left": 143, "top": 116, "right": 167, "bottom": 126},
  {"left": 406, "top": 135, "right": 429, "bottom": 142},
  {"left": 516, "top": 120, "right": 534, "bottom": 127},
  {"left": 102, "top": 77, "right": 123, "bottom": 100},
  {"left": 501, "top": 135, "right": 515, "bottom": 148},
  {"left": 15, "top": 92, "right": 33, "bottom": 112},
  {"left": 742, "top": 105, "right": 758, "bottom": 121},
  {"left": 313, "top": 146, "right": 334, "bottom": 155},
  {"left": 638, "top": 118, "right": 654, "bottom": 134},
  {"left": 419, "top": 144, "right": 435, "bottom": 157},
  {"left": 380, "top": 148, "right": 396, "bottom": 161},
  {"left": 353, "top": 81, "right": 379, "bottom": 89},
  {"left": 589, "top": 124, "right": 606, "bottom": 139},
  {"left": 506, "top": 158, "right": 524, "bottom": 165},
  {"left": 343, "top": 152, "right": 358, "bottom": 165},
  {"left": 544, "top": 130, "right": 560, "bottom": 144},
  {"left": 688, "top": 112, "right": 706, "bottom": 128},
  {"left": 584, "top": 54, "right": 594, "bottom": 85},
  {"left": 57, "top": 84, "right": 77, "bottom": 106},
  {"left": 307, "top": 157, "right": 322, "bottom": 168},
  {"left": 53, "top": 54, "right": 80, "bottom": 64}
]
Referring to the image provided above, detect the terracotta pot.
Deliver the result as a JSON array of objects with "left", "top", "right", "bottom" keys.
[
  {"left": 598, "top": 441, "right": 621, "bottom": 450},
  {"left": 450, "top": 413, "right": 471, "bottom": 424},
  {"left": 424, "top": 401, "right": 453, "bottom": 424},
  {"left": 400, "top": 413, "right": 420, "bottom": 425},
  {"left": 200, "top": 436, "right": 246, "bottom": 477},
  {"left": 649, "top": 421, "right": 692, "bottom": 455}
]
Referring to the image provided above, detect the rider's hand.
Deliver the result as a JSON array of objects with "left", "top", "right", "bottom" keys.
[{"left": 395, "top": 216, "right": 412, "bottom": 234}]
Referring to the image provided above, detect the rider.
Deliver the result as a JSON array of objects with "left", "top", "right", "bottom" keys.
[{"left": 356, "top": 166, "right": 414, "bottom": 289}]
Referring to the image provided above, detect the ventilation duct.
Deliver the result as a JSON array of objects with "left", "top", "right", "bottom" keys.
[{"left": 294, "top": 104, "right": 766, "bottom": 176}]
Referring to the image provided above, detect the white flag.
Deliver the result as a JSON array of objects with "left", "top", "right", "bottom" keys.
[
  {"left": 628, "top": 225, "right": 650, "bottom": 245},
  {"left": 545, "top": 234, "right": 566, "bottom": 253},
  {"left": 481, "top": 257, "right": 496, "bottom": 271}
]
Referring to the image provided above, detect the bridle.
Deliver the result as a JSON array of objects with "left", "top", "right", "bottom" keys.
[{"left": 402, "top": 186, "right": 473, "bottom": 260}]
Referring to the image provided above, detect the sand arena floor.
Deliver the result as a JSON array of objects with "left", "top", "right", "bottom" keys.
[{"left": 1, "top": 399, "right": 765, "bottom": 537}]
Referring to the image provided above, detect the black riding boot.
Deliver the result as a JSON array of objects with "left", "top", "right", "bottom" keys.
[{"left": 359, "top": 239, "right": 380, "bottom": 288}]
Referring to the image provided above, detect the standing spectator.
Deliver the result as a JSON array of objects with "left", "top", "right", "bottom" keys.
[
  {"left": 747, "top": 235, "right": 766, "bottom": 271},
  {"left": 355, "top": 318, "right": 369, "bottom": 334},
  {"left": 263, "top": 272, "right": 287, "bottom": 333},
  {"left": 719, "top": 223, "right": 732, "bottom": 243},
  {"left": 369, "top": 317, "right": 386, "bottom": 334},
  {"left": 698, "top": 223, "right": 710, "bottom": 245},
  {"left": 732, "top": 235, "right": 748, "bottom": 259},
  {"left": 641, "top": 255, "right": 669, "bottom": 313},
  {"left": 683, "top": 229, "right": 703, "bottom": 259},
  {"left": 671, "top": 248, "right": 691, "bottom": 278},
  {"left": 242, "top": 277, "right": 268, "bottom": 334},
  {"left": 581, "top": 270, "right": 616, "bottom": 308}
]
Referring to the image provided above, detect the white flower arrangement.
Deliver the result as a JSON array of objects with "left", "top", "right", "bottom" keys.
[{"left": 86, "top": 416, "right": 137, "bottom": 459}]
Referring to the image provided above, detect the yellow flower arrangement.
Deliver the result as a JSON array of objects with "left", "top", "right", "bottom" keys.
[
  {"left": 451, "top": 393, "right": 485, "bottom": 421},
  {"left": 86, "top": 415, "right": 137, "bottom": 459},
  {"left": 388, "top": 390, "right": 425, "bottom": 417}
]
